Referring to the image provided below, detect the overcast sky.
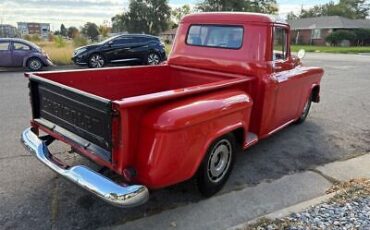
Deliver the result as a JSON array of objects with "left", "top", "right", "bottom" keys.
[{"left": 0, "top": 0, "right": 336, "bottom": 30}]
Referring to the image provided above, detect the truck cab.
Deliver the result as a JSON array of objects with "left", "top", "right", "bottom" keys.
[{"left": 21, "top": 13, "right": 323, "bottom": 207}]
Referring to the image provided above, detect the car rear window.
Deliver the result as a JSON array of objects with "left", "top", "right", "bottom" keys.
[{"left": 186, "top": 25, "right": 243, "bottom": 49}]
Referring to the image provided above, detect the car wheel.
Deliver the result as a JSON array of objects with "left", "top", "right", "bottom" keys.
[
  {"left": 27, "top": 58, "right": 43, "bottom": 71},
  {"left": 88, "top": 54, "right": 105, "bottom": 68},
  {"left": 146, "top": 52, "right": 161, "bottom": 65},
  {"left": 295, "top": 93, "right": 312, "bottom": 124},
  {"left": 197, "top": 134, "right": 236, "bottom": 197}
]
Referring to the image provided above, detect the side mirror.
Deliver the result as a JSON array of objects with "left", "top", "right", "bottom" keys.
[
  {"left": 107, "top": 41, "right": 113, "bottom": 46},
  {"left": 297, "top": 49, "right": 306, "bottom": 59}
]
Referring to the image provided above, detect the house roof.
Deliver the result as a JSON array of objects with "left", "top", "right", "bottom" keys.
[{"left": 288, "top": 16, "right": 370, "bottom": 30}]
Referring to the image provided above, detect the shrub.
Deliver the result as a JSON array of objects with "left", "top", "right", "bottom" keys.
[
  {"left": 23, "top": 34, "right": 32, "bottom": 41},
  {"left": 31, "top": 34, "right": 41, "bottom": 42},
  {"left": 326, "top": 30, "right": 356, "bottom": 46},
  {"left": 353, "top": 29, "right": 370, "bottom": 46},
  {"left": 73, "top": 35, "right": 88, "bottom": 48},
  {"left": 54, "top": 35, "right": 66, "bottom": 48},
  {"left": 48, "top": 33, "right": 55, "bottom": 42}
]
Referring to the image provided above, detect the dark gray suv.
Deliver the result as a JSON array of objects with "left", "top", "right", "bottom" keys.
[
  {"left": 0, "top": 38, "right": 53, "bottom": 71},
  {"left": 72, "top": 34, "right": 166, "bottom": 68}
]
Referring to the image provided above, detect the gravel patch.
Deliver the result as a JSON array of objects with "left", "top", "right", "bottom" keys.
[
  {"left": 286, "top": 196, "right": 370, "bottom": 229},
  {"left": 245, "top": 179, "right": 370, "bottom": 230}
]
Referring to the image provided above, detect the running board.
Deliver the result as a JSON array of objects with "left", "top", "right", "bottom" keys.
[{"left": 244, "top": 132, "right": 258, "bottom": 149}]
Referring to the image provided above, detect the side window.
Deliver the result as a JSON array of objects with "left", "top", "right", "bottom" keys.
[
  {"left": 13, "top": 42, "right": 31, "bottom": 51},
  {"left": 113, "top": 37, "right": 134, "bottom": 45},
  {"left": 273, "top": 27, "right": 288, "bottom": 61},
  {"left": 0, "top": 42, "right": 10, "bottom": 51}
]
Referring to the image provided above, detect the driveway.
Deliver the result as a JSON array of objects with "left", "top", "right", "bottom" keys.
[{"left": 0, "top": 53, "right": 369, "bottom": 229}]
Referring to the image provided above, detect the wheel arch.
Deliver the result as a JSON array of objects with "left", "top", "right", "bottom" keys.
[
  {"left": 23, "top": 56, "right": 44, "bottom": 68},
  {"left": 311, "top": 84, "right": 320, "bottom": 103}
]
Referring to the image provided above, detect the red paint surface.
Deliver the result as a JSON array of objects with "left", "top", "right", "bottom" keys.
[{"left": 27, "top": 13, "right": 323, "bottom": 189}]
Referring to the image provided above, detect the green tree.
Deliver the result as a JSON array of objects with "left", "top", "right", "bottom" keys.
[
  {"left": 67, "top": 26, "right": 79, "bottom": 39},
  {"left": 196, "top": 0, "right": 278, "bottom": 14},
  {"left": 299, "top": 0, "right": 370, "bottom": 19},
  {"left": 286, "top": 11, "right": 298, "bottom": 20},
  {"left": 112, "top": 0, "right": 171, "bottom": 35},
  {"left": 60, "top": 24, "right": 67, "bottom": 37},
  {"left": 98, "top": 25, "right": 110, "bottom": 38},
  {"left": 81, "top": 22, "right": 100, "bottom": 41},
  {"left": 112, "top": 14, "right": 127, "bottom": 32},
  {"left": 172, "top": 4, "right": 191, "bottom": 23}
]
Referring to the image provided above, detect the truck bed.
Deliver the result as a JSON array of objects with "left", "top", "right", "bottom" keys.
[
  {"left": 30, "top": 65, "right": 247, "bottom": 101},
  {"left": 26, "top": 65, "right": 253, "bottom": 163}
]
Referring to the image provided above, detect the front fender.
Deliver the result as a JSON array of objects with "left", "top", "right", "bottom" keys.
[{"left": 136, "top": 90, "right": 253, "bottom": 188}]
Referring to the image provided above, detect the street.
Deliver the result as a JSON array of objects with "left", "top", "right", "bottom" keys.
[{"left": 0, "top": 53, "right": 369, "bottom": 229}]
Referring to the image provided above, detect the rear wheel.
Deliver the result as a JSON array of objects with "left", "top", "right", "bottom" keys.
[
  {"left": 296, "top": 93, "right": 312, "bottom": 124},
  {"left": 27, "top": 58, "right": 43, "bottom": 71},
  {"left": 197, "top": 134, "right": 236, "bottom": 197},
  {"left": 146, "top": 52, "right": 161, "bottom": 65},
  {"left": 88, "top": 54, "right": 105, "bottom": 68}
]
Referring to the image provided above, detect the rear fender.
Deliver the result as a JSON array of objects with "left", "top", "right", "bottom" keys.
[
  {"left": 23, "top": 55, "right": 46, "bottom": 67},
  {"left": 136, "top": 90, "right": 253, "bottom": 188}
]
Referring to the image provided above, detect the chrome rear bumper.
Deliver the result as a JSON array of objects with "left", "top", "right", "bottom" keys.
[{"left": 21, "top": 128, "right": 149, "bottom": 207}]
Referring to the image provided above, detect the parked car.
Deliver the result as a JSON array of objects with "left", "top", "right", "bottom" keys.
[
  {"left": 72, "top": 34, "right": 166, "bottom": 68},
  {"left": 0, "top": 38, "right": 53, "bottom": 71},
  {"left": 21, "top": 13, "right": 323, "bottom": 207}
]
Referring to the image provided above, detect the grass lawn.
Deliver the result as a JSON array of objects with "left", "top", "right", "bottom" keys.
[
  {"left": 291, "top": 45, "right": 370, "bottom": 54},
  {"left": 35, "top": 40, "right": 74, "bottom": 65}
]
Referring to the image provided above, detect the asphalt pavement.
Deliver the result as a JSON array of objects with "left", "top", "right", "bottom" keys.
[{"left": 0, "top": 53, "right": 369, "bottom": 229}]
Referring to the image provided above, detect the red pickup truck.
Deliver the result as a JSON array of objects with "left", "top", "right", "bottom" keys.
[{"left": 21, "top": 13, "right": 323, "bottom": 207}]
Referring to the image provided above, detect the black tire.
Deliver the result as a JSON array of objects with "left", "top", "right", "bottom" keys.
[
  {"left": 27, "top": 57, "right": 43, "bottom": 71},
  {"left": 295, "top": 93, "right": 312, "bottom": 124},
  {"left": 197, "top": 134, "right": 236, "bottom": 197},
  {"left": 146, "top": 52, "right": 161, "bottom": 65},
  {"left": 88, "top": 53, "right": 105, "bottom": 68}
]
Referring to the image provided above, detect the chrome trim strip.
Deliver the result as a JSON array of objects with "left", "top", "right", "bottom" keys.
[
  {"left": 110, "top": 58, "right": 140, "bottom": 63},
  {"left": 21, "top": 128, "right": 149, "bottom": 208}
]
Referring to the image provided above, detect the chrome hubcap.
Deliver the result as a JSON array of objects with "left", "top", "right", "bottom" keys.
[
  {"left": 207, "top": 139, "right": 232, "bottom": 183},
  {"left": 148, "top": 53, "right": 160, "bottom": 65},
  {"left": 90, "top": 55, "right": 104, "bottom": 68},
  {"left": 30, "top": 60, "right": 41, "bottom": 70}
]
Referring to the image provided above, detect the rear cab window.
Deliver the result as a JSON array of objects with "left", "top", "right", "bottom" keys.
[{"left": 186, "top": 25, "right": 243, "bottom": 49}]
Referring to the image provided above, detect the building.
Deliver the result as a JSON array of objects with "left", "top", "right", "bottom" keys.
[
  {"left": 288, "top": 16, "right": 370, "bottom": 45},
  {"left": 17, "top": 22, "right": 50, "bottom": 39},
  {"left": 160, "top": 28, "right": 178, "bottom": 43},
  {"left": 0, "top": 24, "right": 19, "bottom": 38}
]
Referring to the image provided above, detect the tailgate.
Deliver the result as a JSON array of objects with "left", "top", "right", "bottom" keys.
[{"left": 28, "top": 75, "right": 113, "bottom": 162}]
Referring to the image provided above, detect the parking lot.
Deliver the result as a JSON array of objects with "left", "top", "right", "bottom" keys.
[{"left": 0, "top": 53, "right": 369, "bottom": 229}]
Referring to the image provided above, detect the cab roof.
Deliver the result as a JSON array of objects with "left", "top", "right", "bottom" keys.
[{"left": 181, "top": 12, "right": 284, "bottom": 25}]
